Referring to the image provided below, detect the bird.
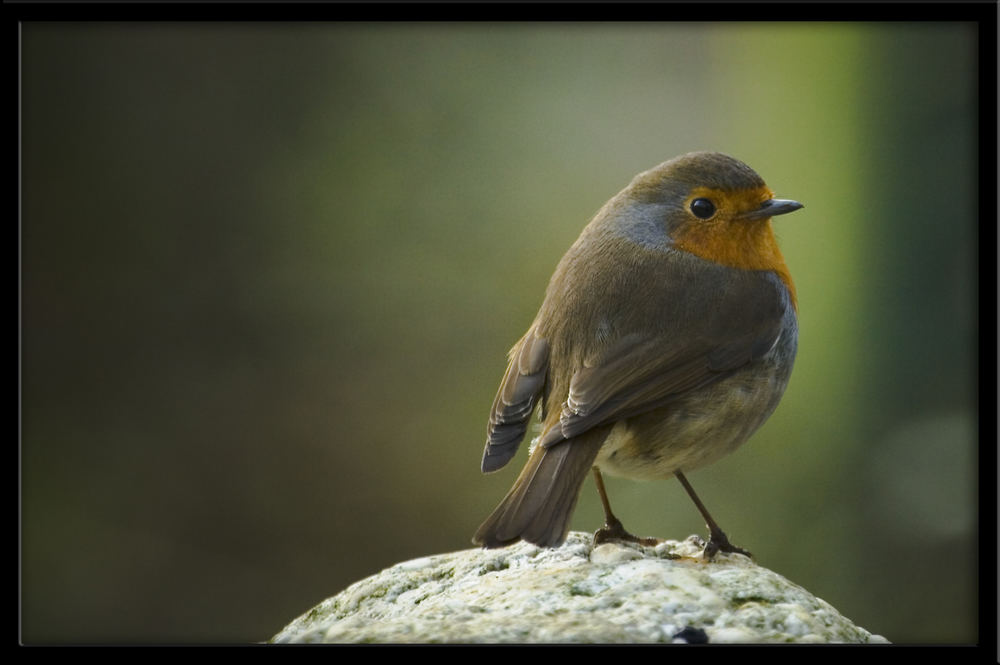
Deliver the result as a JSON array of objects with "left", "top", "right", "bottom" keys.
[{"left": 472, "top": 151, "right": 803, "bottom": 559}]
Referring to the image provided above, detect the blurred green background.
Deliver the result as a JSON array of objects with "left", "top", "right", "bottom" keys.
[{"left": 21, "top": 22, "right": 979, "bottom": 644}]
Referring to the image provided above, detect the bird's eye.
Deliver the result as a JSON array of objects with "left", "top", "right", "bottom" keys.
[{"left": 690, "top": 198, "right": 716, "bottom": 219}]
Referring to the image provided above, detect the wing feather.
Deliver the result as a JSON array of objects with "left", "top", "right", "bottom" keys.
[
  {"left": 480, "top": 330, "right": 550, "bottom": 472},
  {"left": 542, "top": 275, "right": 789, "bottom": 448}
]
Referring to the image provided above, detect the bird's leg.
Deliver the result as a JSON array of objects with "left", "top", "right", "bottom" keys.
[
  {"left": 674, "top": 470, "right": 752, "bottom": 559},
  {"left": 592, "top": 468, "right": 661, "bottom": 547}
]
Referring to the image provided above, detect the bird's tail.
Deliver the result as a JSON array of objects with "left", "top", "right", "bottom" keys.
[{"left": 472, "top": 425, "right": 610, "bottom": 548}]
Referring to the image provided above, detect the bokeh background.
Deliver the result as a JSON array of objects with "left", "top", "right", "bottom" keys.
[{"left": 21, "top": 22, "right": 981, "bottom": 644}]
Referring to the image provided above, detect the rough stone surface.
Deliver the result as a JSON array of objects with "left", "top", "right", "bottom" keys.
[{"left": 271, "top": 532, "right": 888, "bottom": 644}]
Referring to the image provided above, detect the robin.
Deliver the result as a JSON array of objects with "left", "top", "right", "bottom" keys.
[{"left": 472, "top": 151, "right": 802, "bottom": 559}]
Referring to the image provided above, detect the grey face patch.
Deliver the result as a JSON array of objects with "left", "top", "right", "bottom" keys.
[{"left": 607, "top": 201, "right": 675, "bottom": 250}]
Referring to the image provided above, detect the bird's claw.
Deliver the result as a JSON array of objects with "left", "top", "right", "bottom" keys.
[
  {"left": 593, "top": 515, "right": 662, "bottom": 547},
  {"left": 701, "top": 528, "right": 752, "bottom": 560}
]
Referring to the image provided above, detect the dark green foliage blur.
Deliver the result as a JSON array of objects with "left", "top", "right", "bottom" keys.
[{"left": 21, "top": 23, "right": 978, "bottom": 643}]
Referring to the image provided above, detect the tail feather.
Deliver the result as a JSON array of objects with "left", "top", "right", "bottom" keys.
[{"left": 473, "top": 426, "right": 609, "bottom": 548}]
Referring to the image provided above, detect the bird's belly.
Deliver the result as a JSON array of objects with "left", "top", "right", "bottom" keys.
[{"left": 594, "top": 362, "right": 791, "bottom": 481}]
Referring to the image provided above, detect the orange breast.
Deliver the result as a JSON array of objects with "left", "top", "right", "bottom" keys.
[{"left": 672, "top": 187, "right": 797, "bottom": 310}]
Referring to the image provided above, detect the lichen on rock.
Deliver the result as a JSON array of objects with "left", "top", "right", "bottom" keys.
[{"left": 271, "top": 532, "right": 888, "bottom": 644}]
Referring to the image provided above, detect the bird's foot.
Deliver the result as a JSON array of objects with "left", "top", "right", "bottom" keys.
[
  {"left": 593, "top": 515, "right": 662, "bottom": 548},
  {"left": 701, "top": 527, "right": 752, "bottom": 560}
]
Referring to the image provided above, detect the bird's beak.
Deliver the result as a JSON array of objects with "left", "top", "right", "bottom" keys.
[{"left": 741, "top": 198, "right": 804, "bottom": 221}]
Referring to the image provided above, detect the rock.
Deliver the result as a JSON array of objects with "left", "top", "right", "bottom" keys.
[{"left": 271, "top": 532, "right": 888, "bottom": 644}]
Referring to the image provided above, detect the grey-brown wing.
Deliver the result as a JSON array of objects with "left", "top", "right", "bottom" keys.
[
  {"left": 481, "top": 330, "right": 550, "bottom": 472},
  {"left": 541, "top": 282, "right": 788, "bottom": 447}
]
